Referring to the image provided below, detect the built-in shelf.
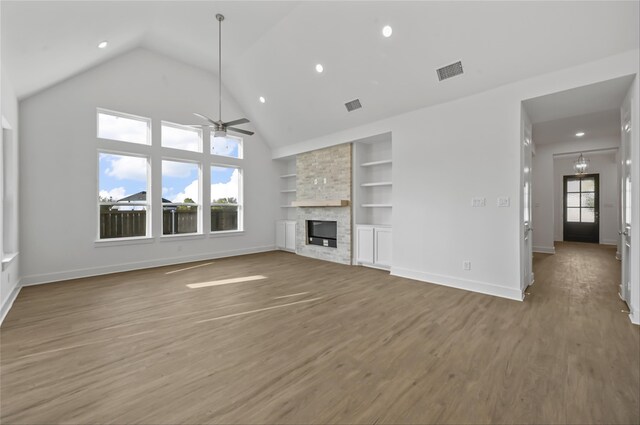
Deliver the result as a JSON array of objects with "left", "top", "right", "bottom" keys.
[
  {"left": 280, "top": 173, "right": 297, "bottom": 178},
  {"left": 360, "top": 159, "right": 392, "bottom": 167},
  {"left": 360, "top": 182, "right": 392, "bottom": 187},
  {"left": 292, "top": 199, "right": 350, "bottom": 207},
  {"left": 361, "top": 204, "right": 393, "bottom": 208},
  {"left": 280, "top": 189, "right": 297, "bottom": 193}
]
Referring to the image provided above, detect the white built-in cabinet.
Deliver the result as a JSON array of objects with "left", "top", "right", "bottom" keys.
[
  {"left": 276, "top": 220, "right": 297, "bottom": 252},
  {"left": 353, "top": 136, "right": 392, "bottom": 270},
  {"left": 355, "top": 225, "right": 392, "bottom": 269},
  {"left": 275, "top": 156, "right": 297, "bottom": 251}
]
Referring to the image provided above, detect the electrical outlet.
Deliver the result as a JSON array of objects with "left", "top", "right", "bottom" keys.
[
  {"left": 323, "top": 177, "right": 327, "bottom": 184},
  {"left": 314, "top": 178, "right": 318, "bottom": 185},
  {"left": 463, "top": 261, "right": 471, "bottom": 271}
]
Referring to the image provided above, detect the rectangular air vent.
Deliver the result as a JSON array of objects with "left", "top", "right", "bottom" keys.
[
  {"left": 436, "top": 61, "right": 464, "bottom": 81},
  {"left": 345, "top": 99, "right": 362, "bottom": 112}
]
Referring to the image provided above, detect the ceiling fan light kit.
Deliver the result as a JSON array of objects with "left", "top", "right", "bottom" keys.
[{"left": 192, "top": 13, "right": 255, "bottom": 138}]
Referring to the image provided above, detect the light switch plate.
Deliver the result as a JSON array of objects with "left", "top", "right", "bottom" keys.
[
  {"left": 471, "top": 197, "right": 486, "bottom": 207},
  {"left": 497, "top": 196, "right": 510, "bottom": 207}
]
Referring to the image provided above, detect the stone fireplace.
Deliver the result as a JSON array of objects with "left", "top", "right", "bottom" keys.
[{"left": 295, "top": 144, "right": 352, "bottom": 264}]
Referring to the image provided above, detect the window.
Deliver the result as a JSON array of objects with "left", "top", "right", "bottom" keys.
[
  {"left": 162, "top": 121, "right": 202, "bottom": 152},
  {"left": 97, "top": 109, "right": 150, "bottom": 144},
  {"left": 98, "top": 153, "right": 149, "bottom": 239},
  {"left": 211, "top": 134, "right": 242, "bottom": 159},
  {"left": 162, "top": 160, "right": 200, "bottom": 235},
  {"left": 211, "top": 165, "right": 242, "bottom": 232},
  {"left": 96, "top": 108, "right": 245, "bottom": 241},
  {"left": 565, "top": 176, "right": 596, "bottom": 223}
]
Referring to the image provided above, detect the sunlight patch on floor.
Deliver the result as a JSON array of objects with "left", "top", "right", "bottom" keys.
[{"left": 186, "top": 275, "right": 267, "bottom": 289}]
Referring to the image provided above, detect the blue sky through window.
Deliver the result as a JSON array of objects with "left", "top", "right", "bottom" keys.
[
  {"left": 162, "top": 160, "right": 199, "bottom": 203},
  {"left": 99, "top": 153, "right": 147, "bottom": 201}
]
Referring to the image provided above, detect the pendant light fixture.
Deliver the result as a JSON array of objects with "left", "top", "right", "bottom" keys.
[{"left": 574, "top": 153, "right": 589, "bottom": 176}]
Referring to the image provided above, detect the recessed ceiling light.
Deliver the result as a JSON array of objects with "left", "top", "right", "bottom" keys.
[
  {"left": 259, "top": 96, "right": 266, "bottom": 103},
  {"left": 97, "top": 40, "right": 108, "bottom": 49},
  {"left": 575, "top": 132, "right": 585, "bottom": 137},
  {"left": 382, "top": 25, "right": 393, "bottom": 37},
  {"left": 315, "top": 64, "right": 324, "bottom": 73}
]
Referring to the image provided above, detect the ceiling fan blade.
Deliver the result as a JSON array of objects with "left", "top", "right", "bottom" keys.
[
  {"left": 223, "top": 118, "right": 250, "bottom": 127},
  {"left": 193, "top": 112, "right": 218, "bottom": 125},
  {"left": 227, "top": 126, "right": 254, "bottom": 136},
  {"left": 185, "top": 124, "right": 212, "bottom": 127}
]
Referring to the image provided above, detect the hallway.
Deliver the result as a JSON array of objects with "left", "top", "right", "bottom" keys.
[{"left": 529, "top": 242, "right": 639, "bottom": 423}]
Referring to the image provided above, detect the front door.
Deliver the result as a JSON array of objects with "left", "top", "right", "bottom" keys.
[{"left": 563, "top": 174, "right": 599, "bottom": 243}]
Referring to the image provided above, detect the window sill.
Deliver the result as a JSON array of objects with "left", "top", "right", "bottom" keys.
[
  {"left": 160, "top": 233, "right": 205, "bottom": 242},
  {"left": 95, "top": 237, "right": 155, "bottom": 248},
  {"left": 210, "top": 230, "right": 244, "bottom": 238},
  {"left": 2, "top": 252, "right": 19, "bottom": 271}
]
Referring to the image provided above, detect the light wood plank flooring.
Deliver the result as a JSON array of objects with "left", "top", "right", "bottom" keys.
[{"left": 1, "top": 242, "right": 638, "bottom": 424}]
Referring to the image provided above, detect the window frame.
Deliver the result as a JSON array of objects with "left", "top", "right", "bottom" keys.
[
  {"left": 210, "top": 163, "right": 243, "bottom": 233},
  {"left": 161, "top": 158, "right": 203, "bottom": 237},
  {"left": 97, "top": 150, "right": 152, "bottom": 241},
  {"left": 161, "top": 120, "right": 203, "bottom": 153},
  {"left": 97, "top": 108, "right": 152, "bottom": 145}
]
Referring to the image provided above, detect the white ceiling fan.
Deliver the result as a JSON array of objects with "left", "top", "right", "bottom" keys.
[{"left": 191, "top": 14, "right": 254, "bottom": 137}]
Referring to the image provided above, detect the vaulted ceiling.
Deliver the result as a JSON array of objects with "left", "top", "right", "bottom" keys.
[{"left": 2, "top": 1, "right": 639, "bottom": 148}]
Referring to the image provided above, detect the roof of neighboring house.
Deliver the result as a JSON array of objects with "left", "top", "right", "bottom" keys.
[{"left": 117, "top": 191, "right": 173, "bottom": 204}]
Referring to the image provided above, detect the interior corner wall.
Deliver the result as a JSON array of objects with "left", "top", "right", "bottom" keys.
[
  {"left": 273, "top": 49, "right": 639, "bottom": 302},
  {"left": 18, "top": 48, "right": 279, "bottom": 285},
  {"left": 532, "top": 137, "right": 620, "bottom": 253},
  {"left": 1, "top": 68, "right": 21, "bottom": 322},
  {"left": 553, "top": 154, "right": 619, "bottom": 245}
]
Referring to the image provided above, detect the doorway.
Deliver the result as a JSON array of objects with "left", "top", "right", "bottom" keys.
[{"left": 563, "top": 174, "right": 599, "bottom": 243}]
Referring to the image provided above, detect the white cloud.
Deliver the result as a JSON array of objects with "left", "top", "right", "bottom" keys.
[
  {"left": 163, "top": 160, "right": 197, "bottom": 178},
  {"left": 211, "top": 168, "right": 239, "bottom": 201},
  {"left": 104, "top": 155, "right": 147, "bottom": 181},
  {"left": 99, "top": 113, "right": 148, "bottom": 144},
  {"left": 172, "top": 169, "right": 239, "bottom": 204},
  {"left": 162, "top": 125, "right": 200, "bottom": 152},
  {"left": 99, "top": 187, "right": 127, "bottom": 201},
  {"left": 173, "top": 179, "right": 199, "bottom": 203}
]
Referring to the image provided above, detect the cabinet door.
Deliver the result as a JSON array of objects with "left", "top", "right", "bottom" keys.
[
  {"left": 356, "top": 226, "right": 375, "bottom": 264},
  {"left": 374, "top": 227, "right": 392, "bottom": 267},
  {"left": 275, "top": 221, "right": 286, "bottom": 249},
  {"left": 285, "top": 221, "right": 297, "bottom": 251}
]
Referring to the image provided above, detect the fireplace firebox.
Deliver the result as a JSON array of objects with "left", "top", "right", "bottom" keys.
[{"left": 307, "top": 220, "right": 337, "bottom": 248}]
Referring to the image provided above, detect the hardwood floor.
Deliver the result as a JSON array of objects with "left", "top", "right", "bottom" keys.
[{"left": 1, "top": 243, "right": 638, "bottom": 424}]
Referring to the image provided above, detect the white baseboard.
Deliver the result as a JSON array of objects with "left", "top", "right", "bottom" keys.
[
  {"left": 533, "top": 246, "right": 556, "bottom": 254},
  {"left": 390, "top": 267, "right": 524, "bottom": 301},
  {"left": 630, "top": 306, "right": 640, "bottom": 326},
  {"left": 20, "top": 245, "right": 276, "bottom": 287},
  {"left": 600, "top": 239, "right": 618, "bottom": 246},
  {"left": 0, "top": 281, "right": 22, "bottom": 326}
]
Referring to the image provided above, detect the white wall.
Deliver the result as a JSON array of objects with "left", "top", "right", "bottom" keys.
[
  {"left": 273, "top": 49, "right": 639, "bottom": 302},
  {"left": 532, "top": 137, "right": 620, "bottom": 253},
  {"left": 1, "top": 66, "right": 21, "bottom": 323},
  {"left": 19, "top": 48, "right": 279, "bottom": 285},
  {"left": 552, "top": 153, "right": 619, "bottom": 244}
]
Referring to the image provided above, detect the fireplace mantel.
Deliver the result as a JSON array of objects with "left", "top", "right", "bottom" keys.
[{"left": 291, "top": 200, "right": 350, "bottom": 207}]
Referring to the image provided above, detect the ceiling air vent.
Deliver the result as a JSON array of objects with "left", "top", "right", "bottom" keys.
[
  {"left": 345, "top": 99, "right": 362, "bottom": 112},
  {"left": 436, "top": 61, "right": 464, "bottom": 81}
]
